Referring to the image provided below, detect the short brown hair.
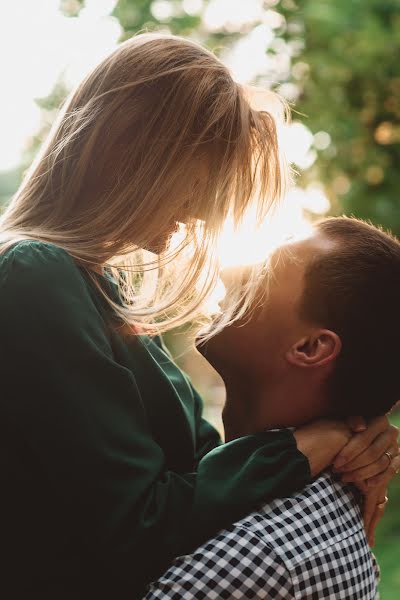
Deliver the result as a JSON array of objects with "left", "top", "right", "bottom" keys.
[{"left": 299, "top": 217, "right": 400, "bottom": 418}]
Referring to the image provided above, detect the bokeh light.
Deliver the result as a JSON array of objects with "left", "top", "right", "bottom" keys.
[
  {"left": 0, "top": 0, "right": 330, "bottom": 269},
  {"left": 0, "top": 0, "right": 120, "bottom": 170}
]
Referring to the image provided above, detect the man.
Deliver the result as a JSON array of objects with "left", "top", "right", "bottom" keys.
[{"left": 144, "top": 217, "right": 400, "bottom": 599}]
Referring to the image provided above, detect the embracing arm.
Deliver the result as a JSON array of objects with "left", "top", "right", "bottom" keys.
[
  {"left": 152, "top": 336, "right": 223, "bottom": 464},
  {"left": 0, "top": 242, "right": 310, "bottom": 591}
]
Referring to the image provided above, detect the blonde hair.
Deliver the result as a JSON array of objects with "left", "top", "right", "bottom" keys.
[{"left": 0, "top": 33, "right": 289, "bottom": 337}]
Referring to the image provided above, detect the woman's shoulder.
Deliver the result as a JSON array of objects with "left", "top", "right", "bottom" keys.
[
  {"left": 1, "top": 238, "right": 72, "bottom": 266},
  {"left": 0, "top": 238, "right": 84, "bottom": 299},
  {"left": 0, "top": 239, "right": 114, "bottom": 354}
]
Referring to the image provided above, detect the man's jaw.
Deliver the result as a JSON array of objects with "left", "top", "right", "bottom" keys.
[
  {"left": 197, "top": 336, "right": 331, "bottom": 437},
  {"left": 196, "top": 340, "right": 282, "bottom": 438},
  {"left": 195, "top": 337, "right": 237, "bottom": 383}
]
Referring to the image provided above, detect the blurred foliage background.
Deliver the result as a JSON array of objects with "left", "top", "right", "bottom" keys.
[{"left": 0, "top": 0, "right": 399, "bottom": 596}]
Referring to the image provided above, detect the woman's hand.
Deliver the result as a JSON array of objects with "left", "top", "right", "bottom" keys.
[
  {"left": 294, "top": 415, "right": 400, "bottom": 546},
  {"left": 294, "top": 415, "right": 400, "bottom": 483},
  {"left": 362, "top": 484, "right": 388, "bottom": 547},
  {"left": 328, "top": 415, "right": 399, "bottom": 546},
  {"left": 360, "top": 450, "right": 400, "bottom": 547},
  {"left": 294, "top": 419, "right": 352, "bottom": 477},
  {"left": 332, "top": 415, "right": 399, "bottom": 484},
  {"left": 334, "top": 415, "right": 400, "bottom": 547}
]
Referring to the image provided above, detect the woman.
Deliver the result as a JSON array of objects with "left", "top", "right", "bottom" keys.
[{"left": 0, "top": 34, "right": 397, "bottom": 599}]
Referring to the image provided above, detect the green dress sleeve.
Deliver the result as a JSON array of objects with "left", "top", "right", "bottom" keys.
[
  {"left": 0, "top": 241, "right": 310, "bottom": 596},
  {"left": 151, "top": 335, "right": 223, "bottom": 463}
]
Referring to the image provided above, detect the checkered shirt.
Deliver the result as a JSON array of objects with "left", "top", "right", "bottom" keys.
[{"left": 144, "top": 471, "right": 379, "bottom": 599}]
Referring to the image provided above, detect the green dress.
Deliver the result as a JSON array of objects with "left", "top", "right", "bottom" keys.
[{"left": 0, "top": 240, "right": 310, "bottom": 599}]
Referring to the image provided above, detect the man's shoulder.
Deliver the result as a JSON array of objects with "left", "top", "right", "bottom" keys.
[
  {"left": 224, "top": 471, "right": 379, "bottom": 598},
  {"left": 233, "top": 470, "right": 363, "bottom": 565},
  {"left": 145, "top": 472, "right": 379, "bottom": 599}
]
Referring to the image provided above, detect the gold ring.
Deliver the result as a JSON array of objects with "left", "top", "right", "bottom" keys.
[
  {"left": 376, "top": 496, "right": 388, "bottom": 509},
  {"left": 384, "top": 450, "right": 394, "bottom": 465}
]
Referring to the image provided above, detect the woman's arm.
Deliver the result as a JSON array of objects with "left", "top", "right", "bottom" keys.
[
  {"left": 0, "top": 242, "right": 311, "bottom": 594},
  {"left": 152, "top": 336, "right": 223, "bottom": 464}
]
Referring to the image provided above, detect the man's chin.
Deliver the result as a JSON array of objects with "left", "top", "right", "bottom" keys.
[
  {"left": 194, "top": 334, "right": 208, "bottom": 357},
  {"left": 194, "top": 318, "right": 219, "bottom": 353},
  {"left": 195, "top": 333, "right": 229, "bottom": 381}
]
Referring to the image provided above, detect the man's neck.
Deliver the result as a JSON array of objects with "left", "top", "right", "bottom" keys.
[{"left": 222, "top": 373, "right": 328, "bottom": 442}]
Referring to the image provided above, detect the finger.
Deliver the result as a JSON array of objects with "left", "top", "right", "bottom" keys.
[
  {"left": 347, "top": 416, "right": 367, "bottom": 432},
  {"left": 367, "top": 501, "right": 387, "bottom": 547},
  {"left": 363, "top": 494, "right": 377, "bottom": 534},
  {"left": 342, "top": 445, "right": 398, "bottom": 483},
  {"left": 337, "top": 432, "right": 390, "bottom": 473},
  {"left": 338, "top": 431, "right": 399, "bottom": 473},
  {"left": 353, "top": 479, "right": 368, "bottom": 494},
  {"left": 362, "top": 486, "right": 386, "bottom": 531},
  {"left": 334, "top": 416, "right": 389, "bottom": 468},
  {"left": 361, "top": 482, "right": 388, "bottom": 546},
  {"left": 334, "top": 421, "right": 398, "bottom": 469},
  {"left": 366, "top": 454, "right": 400, "bottom": 487},
  {"left": 341, "top": 444, "right": 398, "bottom": 483}
]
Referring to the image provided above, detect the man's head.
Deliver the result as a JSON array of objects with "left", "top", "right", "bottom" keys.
[{"left": 199, "top": 217, "right": 400, "bottom": 432}]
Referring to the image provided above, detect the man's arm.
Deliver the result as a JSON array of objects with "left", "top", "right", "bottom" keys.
[{"left": 143, "top": 524, "right": 295, "bottom": 599}]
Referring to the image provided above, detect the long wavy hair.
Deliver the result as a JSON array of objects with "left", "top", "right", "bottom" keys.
[{"left": 0, "top": 33, "right": 289, "bottom": 337}]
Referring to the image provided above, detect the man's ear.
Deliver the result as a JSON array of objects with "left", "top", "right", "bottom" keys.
[{"left": 286, "top": 329, "right": 342, "bottom": 368}]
